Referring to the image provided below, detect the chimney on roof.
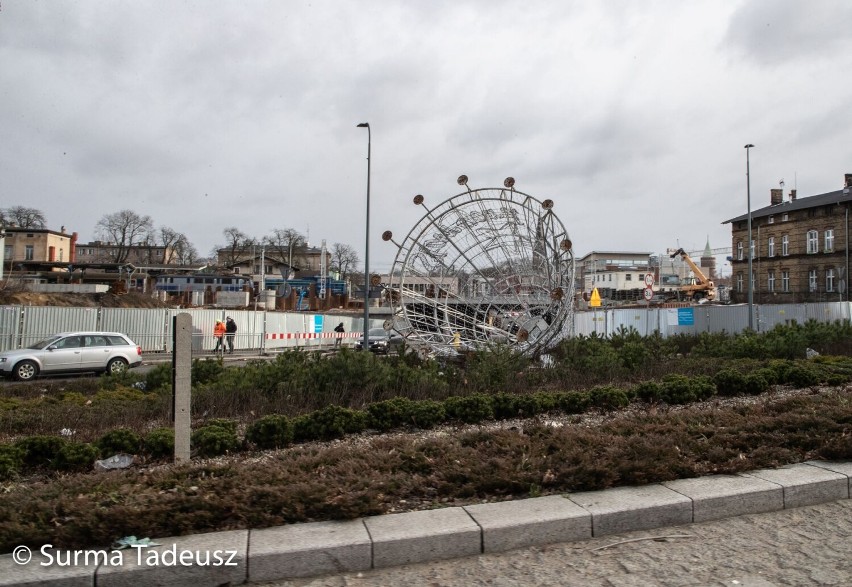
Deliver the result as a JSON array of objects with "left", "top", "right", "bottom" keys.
[
  {"left": 770, "top": 188, "right": 783, "bottom": 205},
  {"left": 845, "top": 174, "right": 852, "bottom": 189},
  {"left": 790, "top": 189, "right": 797, "bottom": 202}
]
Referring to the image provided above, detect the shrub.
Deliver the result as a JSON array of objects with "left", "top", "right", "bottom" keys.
[
  {"left": 632, "top": 381, "right": 662, "bottom": 403},
  {"left": 245, "top": 414, "right": 293, "bottom": 449},
  {"left": 783, "top": 364, "right": 821, "bottom": 388},
  {"left": 54, "top": 442, "right": 99, "bottom": 471},
  {"left": 587, "top": 386, "right": 630, "bottom": 410},
  {"left": 96, "top": 428, "right": 142, "bottom": 456},
  {"left": 658, "top": 375, "right": 713, "bottom": 404},
  {"left": 144, "top": 428, "right": 175, "bottom": 459},
  {"left": 743, "top": 373, "right": 770, "bottom": 396},
  {"left": 754, "top": 367, "right": 780, "bottom": 386},
  {"left": 443, "top": 393, "right": 494, "bottom": 424},
  {"left": 618, "top": 341, "right": 651, "bottom": 371},
  {"left": 408, "top": 400, "right": 446, "bottom": 429},
  {"left": 292, "top": 405, "right": 368, "bottom": 442},
  {"left": 144, "top": 363, "right": 172, "bottom": 392},
  {"left": 15, "top": 435, "right": 68, "bottom": 469},
  {"left": 463, "top": 344, "right": 529, "bottom": 391},
  {"left": 491, "top": 392, "right": 520, "bottom": 420},
  {"left": 193, "top": 358, "right": 226, "bottom": 386},
  {"left": 556, "top": 391, "right": 591, "bottom": 414},
  {"left": 714, "top": 368, "right": 746, "bottom": 396},
  {"left": 532, "top": 391, "right": 559, "bottom": 412},
  {"left": 191, "top": 425, "right": 241, "bottom": 457},
  {"left": 367, "top": 397, "right": 418, "bottom": 431},
  {"left": 0, "top": 444, "right": 24, "bottom": 480}
]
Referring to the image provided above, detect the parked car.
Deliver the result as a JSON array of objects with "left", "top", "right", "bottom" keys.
[
  {"left": 355, "top": 328, "right": 405, "bottom": 355},
  {"left": 0, "top": 332, "right": 142, "bottom": 381}
]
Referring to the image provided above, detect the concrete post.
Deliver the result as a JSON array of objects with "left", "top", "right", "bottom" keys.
[{"left": 173, "top": 313, "right": 192, "bottom": 463}]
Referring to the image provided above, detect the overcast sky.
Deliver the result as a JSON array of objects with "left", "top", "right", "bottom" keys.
[{"left": 3, "top": 1, "right": 852, "bottom": 277}]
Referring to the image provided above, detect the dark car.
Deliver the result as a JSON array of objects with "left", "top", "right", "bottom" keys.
[{"left": 355, "top": 328, "right": 404, "bottom": 354}]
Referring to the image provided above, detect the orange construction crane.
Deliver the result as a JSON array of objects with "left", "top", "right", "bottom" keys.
[{"left": 669, "top": 248, "right": 716, "bottom": 302}]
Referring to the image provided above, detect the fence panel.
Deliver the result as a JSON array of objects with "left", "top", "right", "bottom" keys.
[
  {"left": 0, "top": 306, "right": 22, "bottom": 352},
  {"left": 20, "top": 307, "right": 100, "bottom": 347},
  {"left": 100, "top": 308, "right": 171, "bottom": 352},
  {"left": 2, "top": 302, "right": 851, "bottom": 355}
]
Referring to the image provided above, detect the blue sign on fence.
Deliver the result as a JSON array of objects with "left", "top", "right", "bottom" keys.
[
  {"left": 677, "top": 308, "right": 695, "bottom": 326},
  {"left": 312, "top": 315, "right": 324, "bottom": 333}
]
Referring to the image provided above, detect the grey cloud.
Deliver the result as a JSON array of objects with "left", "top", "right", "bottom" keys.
[{"left": 724, "top": 0, "right": 852, "bottom": 66}]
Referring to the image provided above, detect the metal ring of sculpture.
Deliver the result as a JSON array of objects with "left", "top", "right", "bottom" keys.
[{"left": 383, "top": 176, "right": 575, "bottom": 357}]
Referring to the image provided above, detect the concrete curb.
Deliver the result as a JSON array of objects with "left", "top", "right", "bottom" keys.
[{"left": 2, "top": 460, "right": 849, "bottom": 586}]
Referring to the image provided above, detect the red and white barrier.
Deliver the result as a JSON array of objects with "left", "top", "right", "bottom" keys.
[{"left": 265, "top": 332, "right": 360, "bottom": 340}]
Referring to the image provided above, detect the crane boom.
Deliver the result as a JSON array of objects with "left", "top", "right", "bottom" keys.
[{"left": 669, "top": 248, "right": 716, "bottom": 301}]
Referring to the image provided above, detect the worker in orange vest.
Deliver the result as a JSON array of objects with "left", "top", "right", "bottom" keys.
[{"left": 213, "top": 320, "right": 226, "bottom": 353}]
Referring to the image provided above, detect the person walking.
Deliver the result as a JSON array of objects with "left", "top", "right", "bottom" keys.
[
  {"left": 213, "top": 320, "right": 226, "bottom": 354},
  {"left": 225, "top": 317, "right": 237, "bottom": 354},
  {"left": 334, "top": 322, "right": 345, "bottom": 348}
]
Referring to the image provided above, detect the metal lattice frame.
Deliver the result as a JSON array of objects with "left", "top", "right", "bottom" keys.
[{"left": 382, "top": 176, "right": 575, "bottom": 357}]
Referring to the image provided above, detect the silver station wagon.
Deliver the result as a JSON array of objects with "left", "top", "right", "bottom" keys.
[{"left": 0, "top": 332, "right": 142, "bottom": 381}]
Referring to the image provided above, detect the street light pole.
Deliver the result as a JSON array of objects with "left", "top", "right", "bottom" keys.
[
  {"left": 0, "top": 225, "right": 6, "bottom": 281},
  {"left": 745, "top": 144, "right": 755, "bottom": 331},
  {"left": 357, "top": 122, "right": 371, "bottom": 350}
]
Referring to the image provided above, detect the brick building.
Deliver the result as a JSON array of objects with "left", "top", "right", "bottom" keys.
[{"left": 723, "top": 174, "right": 852, "bottom": 303}]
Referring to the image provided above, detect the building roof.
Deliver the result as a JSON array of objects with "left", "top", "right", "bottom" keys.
[
  {"left": 722, "top": 187, "right": 852, "bottom": 224},
  {"left": 577, "top": 251, "right": 652, "bottom": 261},
  {"left": 3, "top": 226, "right": 71, "bottom": 238}
]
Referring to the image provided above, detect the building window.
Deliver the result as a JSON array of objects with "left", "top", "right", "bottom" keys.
[
  {"left": 3, "top": 245, "right": 10, "bottom": 260},
  {"left": 768, "top": 270, "right": 775, "bottom": 292},
  {"left": 25, "top": 245, "right": 34, "bottom": 260},
  {"left": 750, "top": 240, "right": 755, "bottom": 259},
  {"left": 736, "top": 273, "right": 743, "bottom": 292},
  {"left": 827, "top": 268, "right": 836, "bottom": 292},
  {"left": 782, "top": 235, "right": 789, "bottom": 256},
  {"left": 809, "top": 269, "right": 818, "bottom": 292},
  {"left": 608, "top": 274, "right": 611, "bottom": 281},
  {"left": 59, "top": 249, "right": 64, "bottom": 262},
  {"left": 737, "top": 241, "right": 743, "bottom": 260},
  {"left": 782, "top": 271, "right": 790, "bottom": 292},
  {"left": 825, "top": 229, "right": 834, "bottom": 253},
  {"left": 806, "top": 230, "right": 818, "bottom": 254},
  {"left": 625, "top": 274, "right": 632, "bottom": 281},
  {"left": 782, "top": 213, "right": 789, "bottom": 221},
  {"left": 767, "top": 237, "right": 775, "bottom": 257},
  {"left": 768, "top": 215, "right": 774, "bottom": 224}
]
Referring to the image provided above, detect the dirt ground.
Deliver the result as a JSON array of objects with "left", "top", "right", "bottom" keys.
[{"left": 0, "top": 290, "right": 172, "bottom": 309}]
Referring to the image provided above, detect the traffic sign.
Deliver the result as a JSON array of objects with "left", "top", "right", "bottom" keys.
[
  {"left": 590, "top": 288, "right": 601, "bottom": 307},
  {"left": 642, "top": 287, "right": 654, "bottom": 301},
  {"left": 644, "top": 274, "right": 655, "bottom": 287}
]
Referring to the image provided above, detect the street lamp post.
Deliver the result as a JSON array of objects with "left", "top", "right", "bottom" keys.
[
  {"left": 745, "top": 144, "right": 755, "bottom": 331},
  {"left": 357, "top": 122, "right": 371, "bottom": 350},
  {"left": 0, "top": 225, "right": 6, "bottom": 281}
]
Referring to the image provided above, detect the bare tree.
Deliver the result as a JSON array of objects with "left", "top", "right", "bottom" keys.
[
  {"left": 330, "top": 243, "right": 359, "bottom": 282},
  {"left": 173, "top": 235, "right": 199, "bottom": 266},
  {"left": 156, "top": 226, "right": 189, "bottom": 264},
  {"left": 2, "top": 206, "right": 47, "bottom": 229},
  {"left": 215, "top": 227, "right": 258, "bottom": 267},
  {"left": 263, "top": 228, "right": 307, "bottom": 276},
  {"left": 94, "top": 210, "right": 154, "bottom": 263}
]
